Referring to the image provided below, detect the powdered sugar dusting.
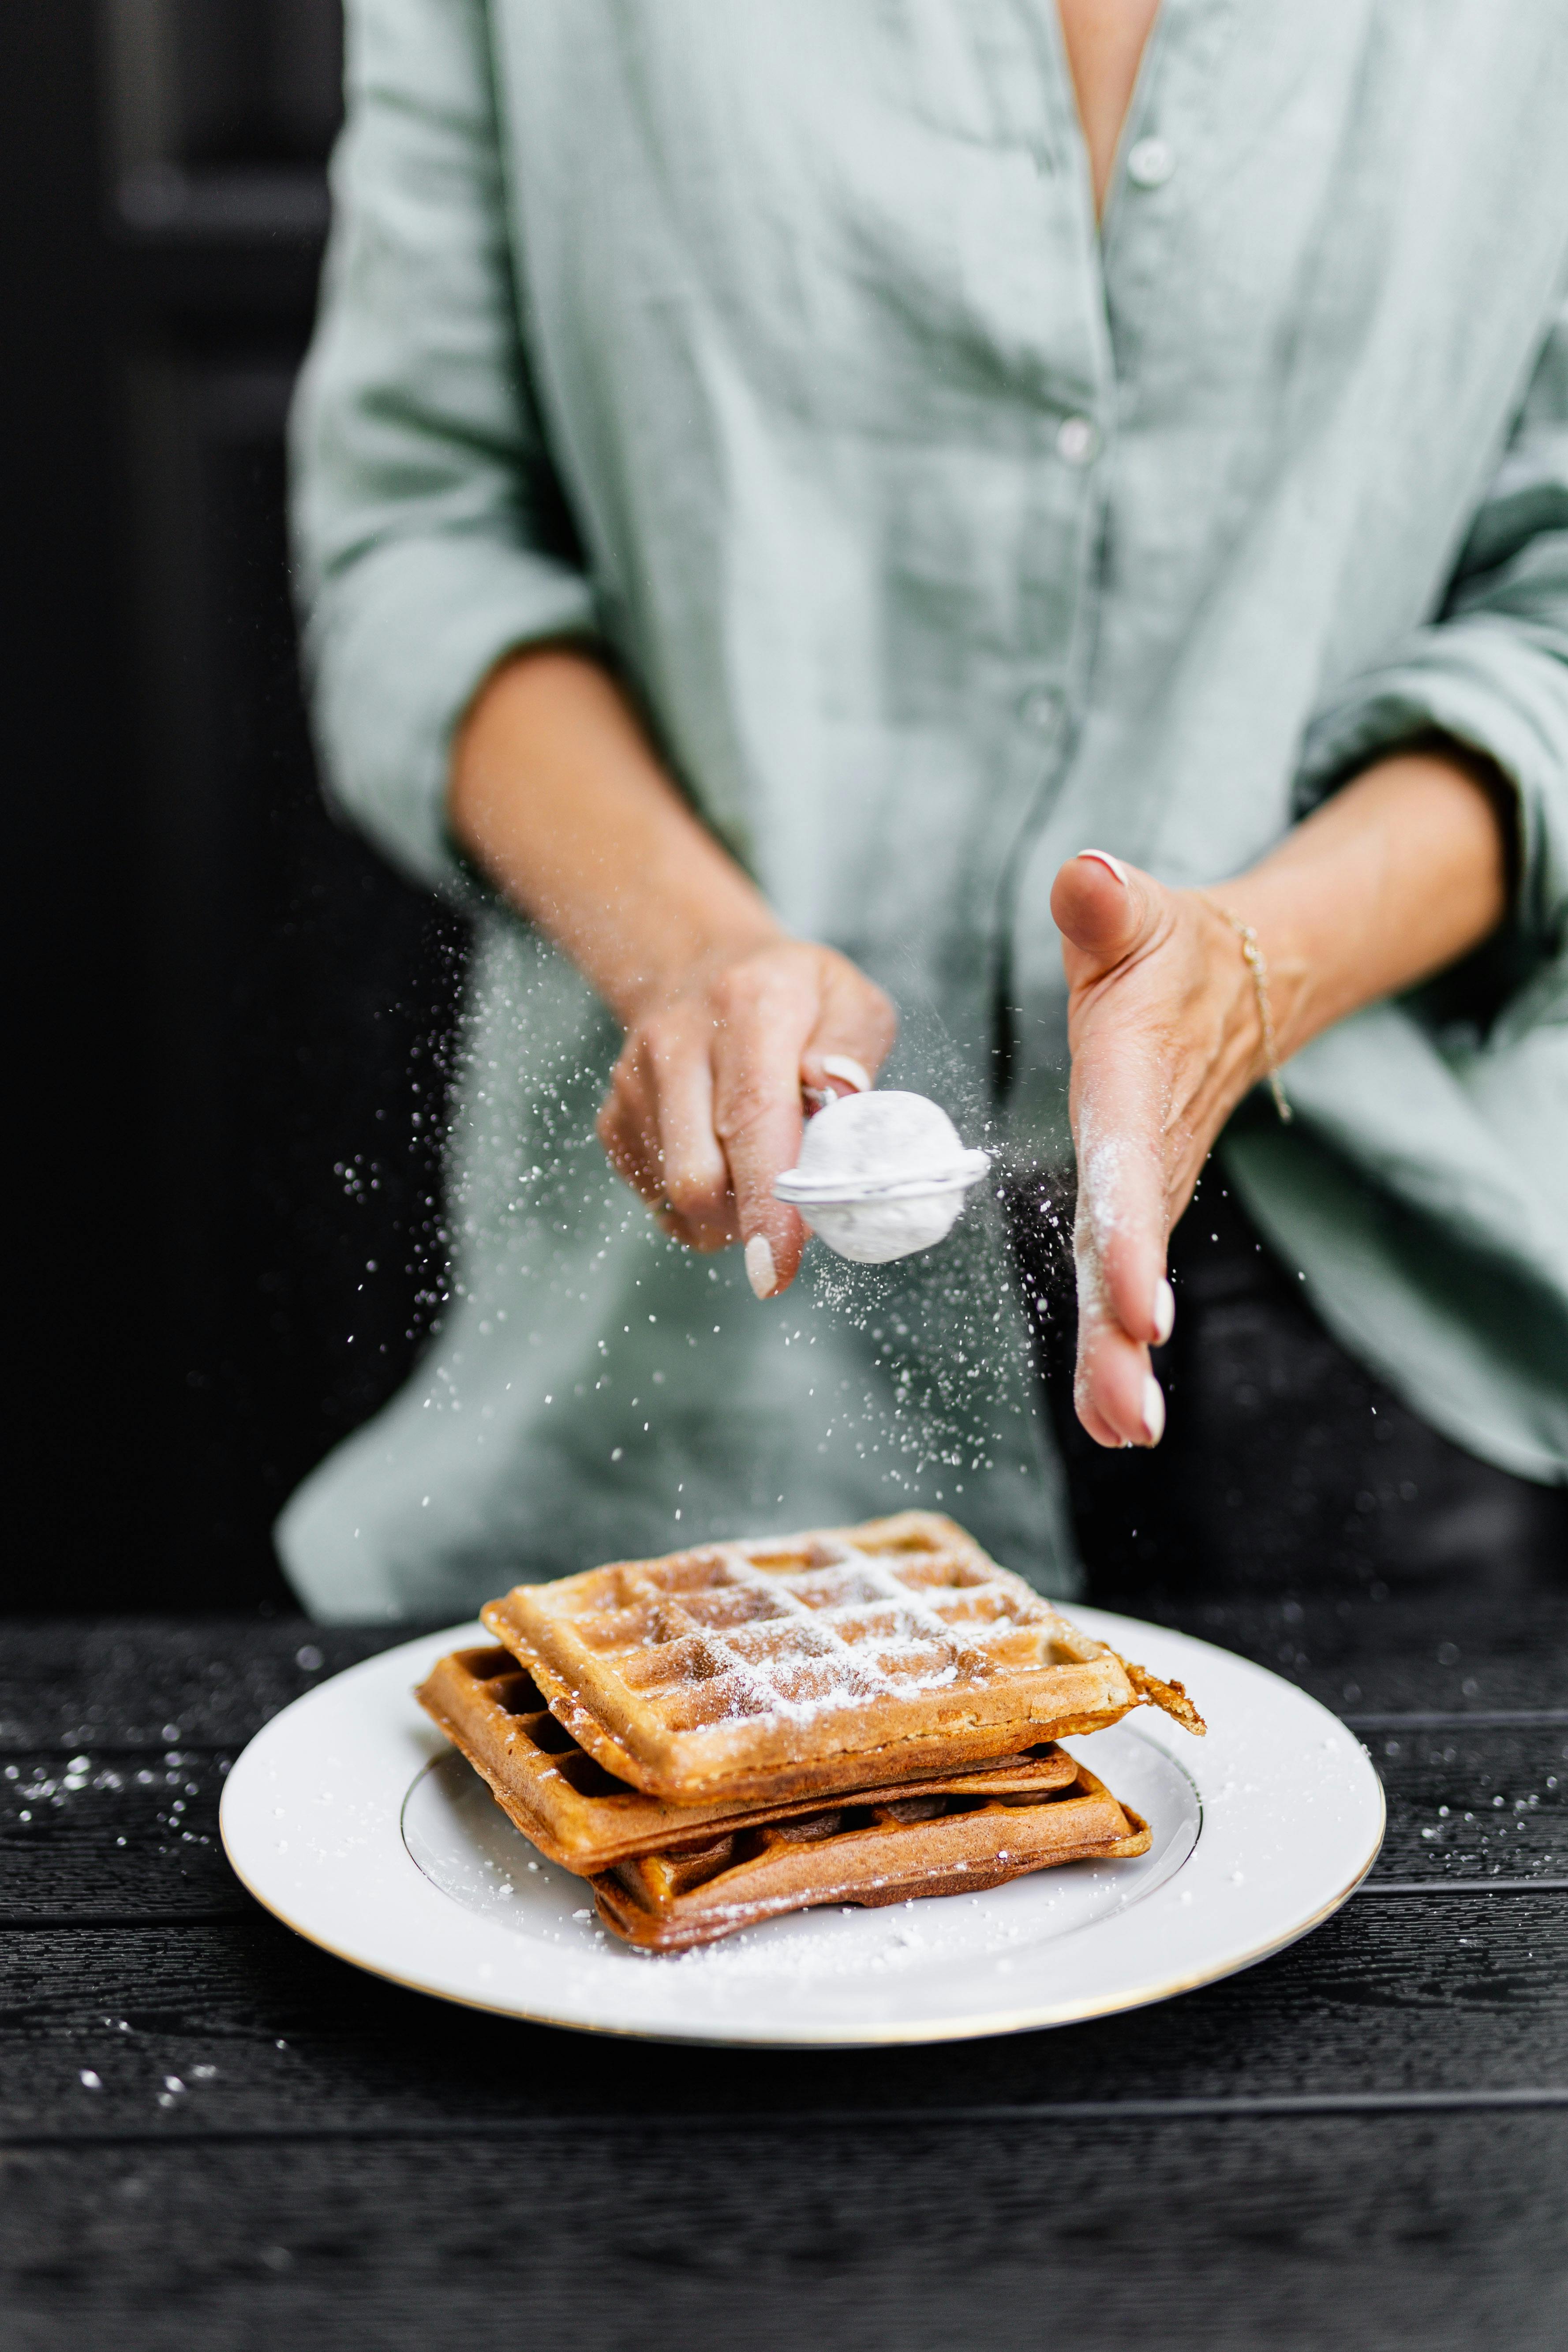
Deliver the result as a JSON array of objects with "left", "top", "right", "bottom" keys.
[{"left": 560, "top": 1524, "right": 1079, "bottom": 1734}]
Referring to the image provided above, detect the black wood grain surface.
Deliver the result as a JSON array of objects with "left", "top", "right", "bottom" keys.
[{"left": 3, "top": 1593, "right": 1566, "bottom": 2351}]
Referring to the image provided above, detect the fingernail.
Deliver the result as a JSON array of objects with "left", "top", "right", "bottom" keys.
[
  {"left": 1142, "top": 1372, "right": 1166, "bottom": 1446},
  {"left": 745, "top": 1234, "right": 777, "bottom": 1300},
  {"left": 821, "top": 1053, "right": 872, "bottom": 1094},
  {"left": 1078, "top": 849, "right": 1130, "bottom": 885},
  {"left": 1153, "top": 1277, "right": 1175, "bottom": 1347}
]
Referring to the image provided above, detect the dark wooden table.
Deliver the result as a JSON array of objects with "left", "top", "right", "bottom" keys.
[{"left": 4, "top": 1576, "right": 1567, "bottom": 2351}]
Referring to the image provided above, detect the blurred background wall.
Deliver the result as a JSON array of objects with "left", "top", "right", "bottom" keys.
[{"left": 7, "top": 2, "right": 464, "bottom": 1612}]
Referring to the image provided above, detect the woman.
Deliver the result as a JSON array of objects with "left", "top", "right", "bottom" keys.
[{"left": 280, "top": 0, "right": 1568, "bottom": 1620}]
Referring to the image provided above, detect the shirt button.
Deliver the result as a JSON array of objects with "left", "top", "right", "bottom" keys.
[
  {"left": 1055, "top": 415, "right": 1098, "bottom": 466},
  {"left": 1018, "top": 685, "right": 1062, "bottom": 731},
  {"left": 1126, "top": 136, "right": 1175, "bottom": 189}
]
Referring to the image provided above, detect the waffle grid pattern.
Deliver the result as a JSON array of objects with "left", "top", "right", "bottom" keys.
[
  {"left": 416, "top": 1644, "right": 1080, "bottom": 1875},
  {"left": 483, "top": 1513, "right": 1201, "bottom": 1802},
  {"left": 594, "top": 1761, "right": 1152, "bottom": 1950},
  {"left": 520, "top": 1519, "right": 1084, "bottom": 1735}
]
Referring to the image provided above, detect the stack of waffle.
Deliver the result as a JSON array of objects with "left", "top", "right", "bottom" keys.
[{"left": 417, "top": 1511, "right": 1204, "bottom": 1951}]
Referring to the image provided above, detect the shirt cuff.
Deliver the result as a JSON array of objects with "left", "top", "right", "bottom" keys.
[
  {"left": 1296, "top": 613, "right": 1568, "bottom": 978},
  {"left": 304, "top": 528, "right": 599, "bottom": 898}
]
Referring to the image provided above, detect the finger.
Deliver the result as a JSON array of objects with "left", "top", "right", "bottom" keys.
[
  {"left": 1074, "top": 1262, "right": 1165, "bottom": 1449},
  {"left": 711, "top": 975, "right": 816, "bottom": 1298},
  {"left": 820, "top": 1052, "right": 872, "bottom": 1095},
  {"left": 1075, "top": 1177, "right": 1168, "bottom": 1449},
  {"left": 600, "top": 1049, "right": 704, "bottom": 1238},
  {"left": 603, "top": 1057, "right": 737, "bottom": 1254},
  {"left": 1069, "top": 1032, "right": 1173, "bottom": 1446},
  {"left": 802, "top": 1056, "right": 875, "bottom": 1114},
  {"left": 1073, "top": 1345, "right": 1140, "bottom": 1452},
  {"left": 1073, "top": 1197, "right": 1150, "bottom": 1447},
  {"left": 1075, "top": 1057, "right": 1169, "bottom": 1337},
  {"left": 597, "top": 1070, "right": 663, "bottom": 1206},
  {"left": 1068, "top": 1255, "right": 1131, "bottom": 1451},
  {"left": 1050, "top": 849, "right": 1162, "bottom": 977},
  {"left": 642, "top": 1027, "right": 736, "bottom": 1251},
  {"left": 798, "top": 969, "right": 898, "bottom": 1101}
]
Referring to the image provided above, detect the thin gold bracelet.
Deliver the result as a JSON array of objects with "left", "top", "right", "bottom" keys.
[{"left": 1199, "top": 898, "right": 1294, "bottom": 1125}]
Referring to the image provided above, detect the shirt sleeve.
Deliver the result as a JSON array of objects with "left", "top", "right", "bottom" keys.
[
  {"left": 1295, "top": 273, "right": 1568, "bottom": 1019},
  {"left": 289, "top": 0, "right": 597, "bottom": 895}
]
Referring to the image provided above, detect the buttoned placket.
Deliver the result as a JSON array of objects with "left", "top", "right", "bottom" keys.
[
  {"left": 988, "top": 0, "right": 1215, "bottom": 1135},
  {"left": 984, "top": 0, "right": 1140, "bottom": 1096}
]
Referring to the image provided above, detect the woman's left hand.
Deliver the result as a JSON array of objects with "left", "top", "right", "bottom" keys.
[
  {"left": 1051, "top": 741, "right": 1515, "bottom": 1451},
  {"left": 1049, "top": 850, "right": 1286, "bottom": 1451}
]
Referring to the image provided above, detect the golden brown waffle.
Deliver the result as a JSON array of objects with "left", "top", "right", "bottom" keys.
[
  {"left": 592, "top": 1759, "right": 1152, "bottom": 1950},
  {"left": 417, "top": 1644, "right": 1082, "bottom": 1875},
  {"left": 482, "top": 1510, "right": 1202, "bottom": 1805}
]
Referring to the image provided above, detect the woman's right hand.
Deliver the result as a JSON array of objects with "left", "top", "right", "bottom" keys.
[
  {"left": 447, "top": 646, "right": 894, "bottom": 1295},
  {"left": 597, "top": 938, "right": 896, "bottom": 1297}
]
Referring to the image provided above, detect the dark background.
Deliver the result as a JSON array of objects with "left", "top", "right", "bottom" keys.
[{"left": 8, "top": 0, "right": 462, "bottom": 1613}]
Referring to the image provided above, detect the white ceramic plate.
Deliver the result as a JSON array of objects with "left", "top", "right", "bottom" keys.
[{"left": 220, "top": 1609, "right": 1383, "bottom": 2047}]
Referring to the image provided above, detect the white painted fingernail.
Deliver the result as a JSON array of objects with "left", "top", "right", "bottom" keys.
[
  {"left": 1153, "top": 1277, "right": 1175, "bottom": 1347},
  {"left": 1142, "top": 1372, "right": 1166, "bottom": 1446},
  {"left": 745, "top": 1234, "right": 777, "bottom": 1300},
  {"left": 1078, "top": 849, "right": 1130, "bottom": 885},
  {"left": 821, "top": 1054, "right": 872, "bottom": 1094}
]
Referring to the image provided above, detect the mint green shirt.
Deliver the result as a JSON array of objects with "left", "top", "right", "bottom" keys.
[{"left": 280, "top": 0, "right": 1568, "bottom": 1620}]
